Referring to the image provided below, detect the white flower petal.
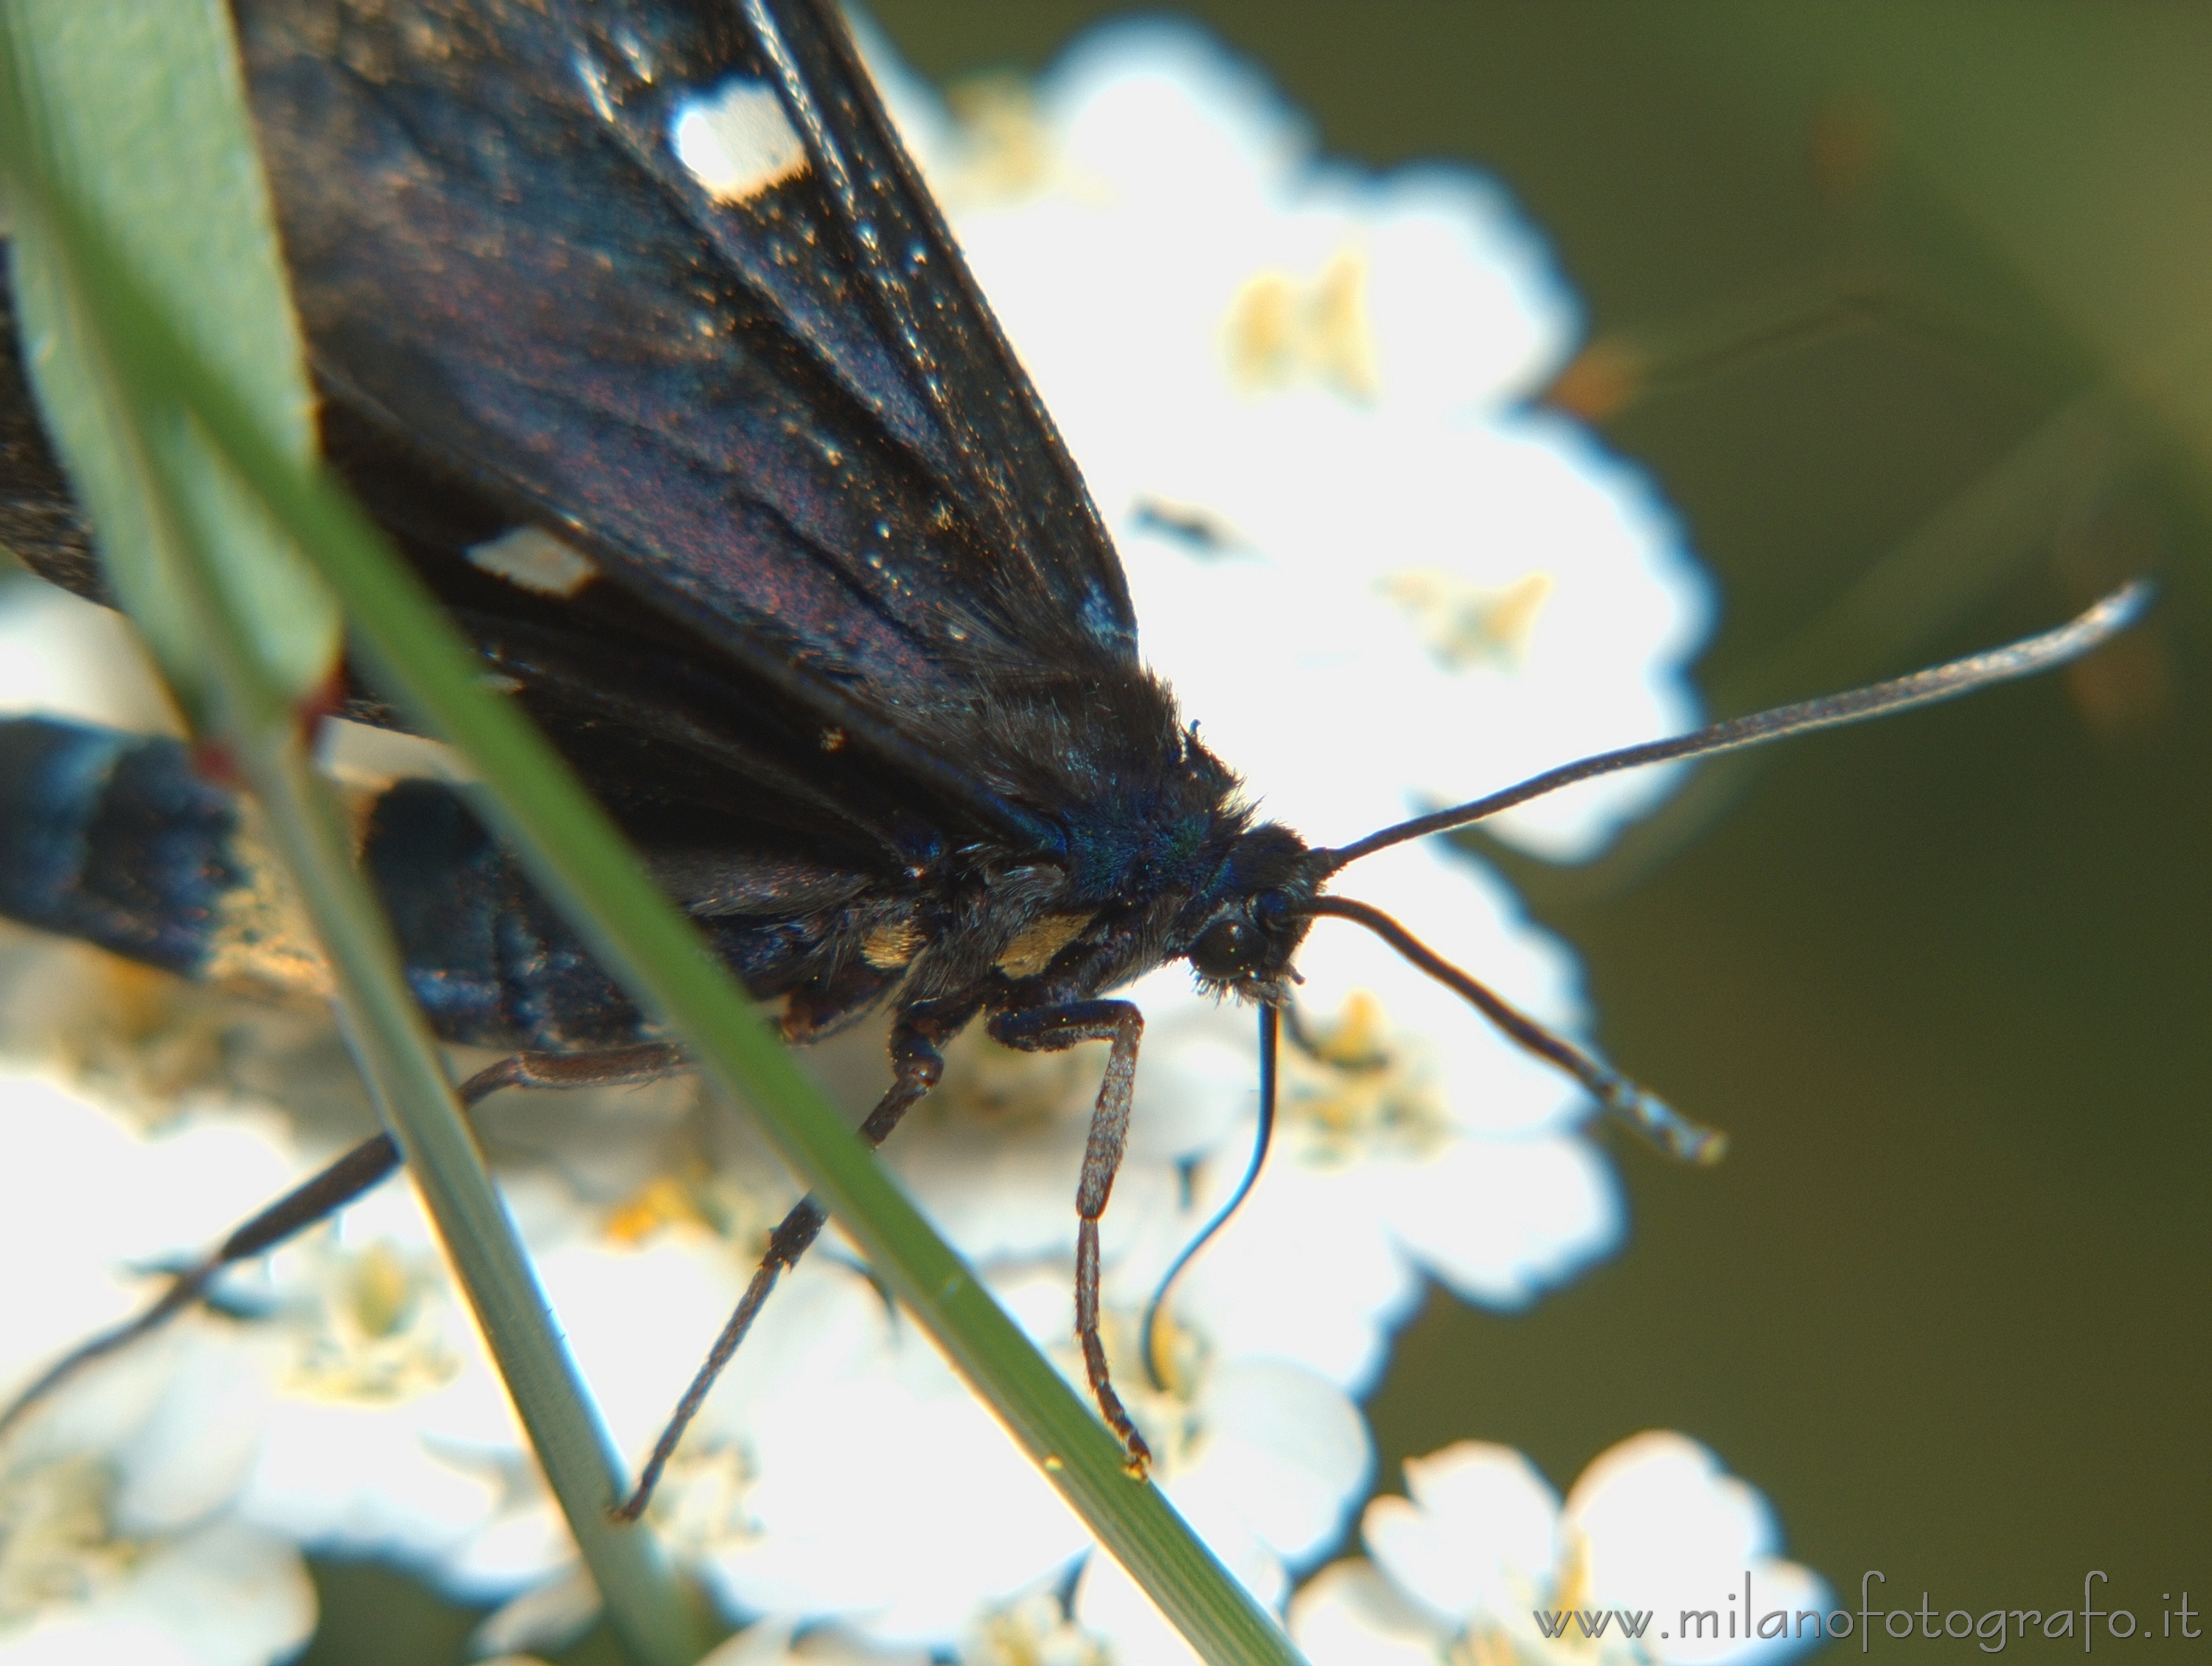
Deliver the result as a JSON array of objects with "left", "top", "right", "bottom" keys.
[
  {"left": 116, "top": 1519, "right": 316, "bottom": 1666},
  {"left": 1382, "top": 1133, "right": 1622, "bottom": 1308},
  {"left": 440, "top": 1502, "right": 576, "bottom": 1598},
  {"left": 0, "top": 1075, "right": 159, "bottom": 1378},
  {"left": 1168, "top": 1154, "right": 1423, "bottom": 1392},
  {"left": 697, "top": 1615, "right": 935, "bottom": 1666},
  {"left": 1178, "top": 1358, "right": 1371, "bottom": 1566},
  {"left": 531, "top": 1233, "right": 748, "bottom": 1456},
  {"left": 1363, "top": 1441, "right": 1561, "bottom": 1624},
  {"left": 1389, "top": 418, "right": 1711, "bottom": 860},
  {"left": 1350, "top": 167, "right": 1577, "bottom": 410},
  {"left": 1050, "top": 24, "right": 1307, "bottom": 210},
  {"left": 0, "top": 1078, "right": 304, "bottom": 1388},
  {"left": 0, "top": 1517, "right": 314, "bottom": 1666},
  {"left": 238, "top": 1392, "right": 506, "bottom": 1565},
  {"left": 0, "top": 577, "right": 181, "bottom": 735},
  {"left": 470, "top": 1564, "right": 602, "bottom": 1659},
  {"left": 1290, "top": 1558, "right": 1450, "bottom": 1666},
  {"left": 1563, "top": 1432, "right": 1831, "bottom": 1665},
  {"left": 685, "top": 1264, "right": 1088, "bottom": 1645},
  {"left": 1568, "top": 1432, "right": 1775, "bottom": 1589},
  {"left": 111, "top": 1338, "right": 276, "bottom": 1533}
]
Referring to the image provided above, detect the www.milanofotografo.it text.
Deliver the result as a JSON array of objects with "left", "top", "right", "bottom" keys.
[{"left": 1531, "top": 1573, "right": 2202, "bottom": 1651}]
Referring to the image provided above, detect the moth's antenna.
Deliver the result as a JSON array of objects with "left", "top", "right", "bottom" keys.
[
  {"left": 1304, "top": 895, "right": 1725, "bottom": 1163},
  {"left": 1318, "top": 580, "right": 2152, "bottom": 872},
  {"left": 1141, "top": 1001, "right": 1279, "bottom": 1391}
]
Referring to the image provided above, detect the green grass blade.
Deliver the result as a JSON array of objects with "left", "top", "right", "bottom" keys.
[{"left": 0, "top": 0, "right": 335, "bottom": 714}]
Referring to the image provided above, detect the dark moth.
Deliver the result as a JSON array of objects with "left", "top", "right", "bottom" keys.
[{"left": 0, "top": 0, "right": 2144, "bottom": 1514}]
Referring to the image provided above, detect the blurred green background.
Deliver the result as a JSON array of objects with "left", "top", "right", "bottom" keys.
[{"left": 286, "top": 3, "right": 2211, "bottom": 1658}]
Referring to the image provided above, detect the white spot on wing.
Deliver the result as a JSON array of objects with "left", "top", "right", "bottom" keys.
[
  {"left": 466, "top": 526, "right": 599, "bottom": 598},
  {"left": 670, "top": 78, "right": 809, "bottom": 204},
  {"left": 317, "top": 719, "right": 478, "bottom": 787}
]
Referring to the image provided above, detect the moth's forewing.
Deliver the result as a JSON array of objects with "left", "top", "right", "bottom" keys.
[{"left": 230, "top": 0, "right": 1161, "bottom": 864}]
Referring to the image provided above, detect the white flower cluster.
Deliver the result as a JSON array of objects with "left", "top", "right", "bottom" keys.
[
  {"left": 1292, "top": 1436, "right": 1829, "bottom": 1666},
  {"left": 0, "top": 16, "right": 1821, "bottom": 1666}
]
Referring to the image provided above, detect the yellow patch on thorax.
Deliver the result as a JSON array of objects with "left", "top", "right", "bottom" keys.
[
  {"left": 860, "top": 915, "right": 924, "bottom": 971},
  {"left": 995, "top": 910, "right": 1093, "bottom": 979}
]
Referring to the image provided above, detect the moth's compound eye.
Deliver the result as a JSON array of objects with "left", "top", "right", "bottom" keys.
[{"left": 1191, "top": 916, "right": 1261, "bottom": 979}]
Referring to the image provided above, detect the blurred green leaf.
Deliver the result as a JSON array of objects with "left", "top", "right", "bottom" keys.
[{"left": 2, "top": 0, "right": 337, "bottom": 718}]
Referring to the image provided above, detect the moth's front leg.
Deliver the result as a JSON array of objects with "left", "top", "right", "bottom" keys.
[
  {"left": 988, "top": 998, "right": 1152, "bottom": 1475},
  {"left": 616, "top": 999, "right": 977, "bottom": 1520}
]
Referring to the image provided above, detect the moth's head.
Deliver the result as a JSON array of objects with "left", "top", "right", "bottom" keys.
[{"left": 1181, "top": 822, "right": 1324, "bottom": 999}]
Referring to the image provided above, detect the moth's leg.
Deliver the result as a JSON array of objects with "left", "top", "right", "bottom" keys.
[
  {"left": 616, "top": 1009, "right": 969, "bottom": 1521},
  {"left": 0, "top": 1043, "right": 681, "bottom": 1443},
  {"left": 453, "top": 1042, "right": 684, "bottom": 1103},
  {"left": 989, "top": 998, "right": 1152, "bottom": 1476}
]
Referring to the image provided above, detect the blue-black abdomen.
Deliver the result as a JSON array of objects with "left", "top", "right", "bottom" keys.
[
  {"left": 0, "top": 714, "right": 905, "bottom": 1052},
  {"left": 0, "top": 715, "right": 245, "bottom": 975},
  {"left": 0, "top": 715, "right": 645, "bottom": 1049}
]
